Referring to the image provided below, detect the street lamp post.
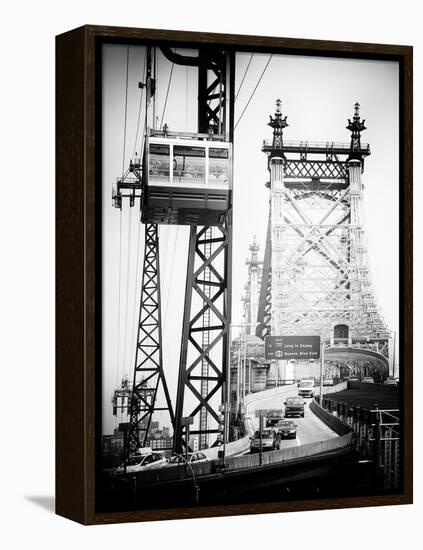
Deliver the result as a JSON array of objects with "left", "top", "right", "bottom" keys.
[{"left": 224, "top": 322, "right": 258, "bottom": 448}]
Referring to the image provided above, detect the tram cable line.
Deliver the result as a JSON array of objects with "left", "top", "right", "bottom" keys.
[
  {"left": 129, "top": 218, "right": 142, "bottom": 369},
  {"left": 121, "top": 45, "right": 130, "bottom": 176},
  {"left": 160, "top": 52, "right": 176, "bottom": 129},
  {"left": 132, "top": 51, "right": 147, "bottom": 159},
  {"left": 122, "top": 206, "right": 133, "bottom": 381},
  {"left": 234, "top": 53, "right": 254, "bottom": 102},
  {"left": 116, "top": 209, "right": 123, "bottom": 389},
  {"left": 234, "top": 54, "right": 273, "bottom": 130}
]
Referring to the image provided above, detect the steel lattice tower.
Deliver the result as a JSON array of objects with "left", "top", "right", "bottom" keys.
[
  {"left": 127, "top": 223, "right": 175, "bottom": 453},
  {"left": 258, "top": 100, "right": 390, "bottom": 378},
  {"left": 172, "top": 49, "right": 234, "bottom": 454}
]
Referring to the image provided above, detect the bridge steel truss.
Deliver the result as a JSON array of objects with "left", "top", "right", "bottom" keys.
[
  {"left": 126, "top": 223, "right": 176, "bottom": 453},
  {"left": 173, "top": 221, "right": 232, "bottom": 452},
  {"left": 258, "top": 102, "right": 390, "bottom": 362},
  {"left": 112, "top": 153, "right": 176, "bottom": 455},
  {"left": 172, "top": 48, "right": 234, "bottom": 454},
  {"left": 111, "top": 46, "right": 234, "bottom": 456}
]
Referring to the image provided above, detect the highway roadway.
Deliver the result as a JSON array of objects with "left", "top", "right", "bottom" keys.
[{"left": 243, "top": 384, "right": 338, "bottom": 453}]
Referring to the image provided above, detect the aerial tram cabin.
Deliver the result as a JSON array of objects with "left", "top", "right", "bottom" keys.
[{"left": 141, "top": 130, "right": 232, "bottom": 226}]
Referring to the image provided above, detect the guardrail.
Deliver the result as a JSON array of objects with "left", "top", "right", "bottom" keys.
[{"left": 226, "top": 431, "right": 354, "bottom": 471}]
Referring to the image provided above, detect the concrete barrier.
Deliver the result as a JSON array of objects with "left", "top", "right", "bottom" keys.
[
  {"left": 309, "top": 400, "right": 352, "bottom": 436},
  {"left": 226, "top": 431, "right": 354, "bottom": 471}
]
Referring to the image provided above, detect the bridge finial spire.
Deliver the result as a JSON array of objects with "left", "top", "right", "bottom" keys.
[
  {"left": 249, "top": 235, "right": 260, "bottom": 262},
  {"left": 347, "top": 101, "right": 367, "bottom": 153},
  {"left": 268, "top": 99, "right": 288, "bottom": 149}
]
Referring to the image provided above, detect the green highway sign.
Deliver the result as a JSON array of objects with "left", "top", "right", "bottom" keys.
[{"left": 264, "top": 335, "right": 321, "bottom": 360}]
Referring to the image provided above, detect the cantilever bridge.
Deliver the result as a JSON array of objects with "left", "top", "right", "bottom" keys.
[
  {"left": 107, "top": 45, "right": 395, "bottom": 469},
  {"left": 240, "top": 100, "right": 392, "bottom": 389}
]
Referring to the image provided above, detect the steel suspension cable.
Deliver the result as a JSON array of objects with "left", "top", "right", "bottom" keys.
[
  {"left": 122, "top": 206, "right": 133, "bottom": 380},
  {"left": 116, "top": 45, "right": 130, "bottom": 389},
  {"left": 121, "top": 45, "right": 130, "bottom": 176},
  {"left": 234, "top": 54, "right": 273, "bottom": 130},
  {"left": 129, "top": 218, "right": 142, "bottom": 368},
  {"left": 160, "top": 54, "right": 176, "bottom": 129},
  {"left": 132, "top": 51, "right": 147, "bottom": 158},
  {"left": 235, "top": 53, "right": 254, "bottom": 102},
  {"left": 116, "top": 209, "right": 123, "bottom": 388}
]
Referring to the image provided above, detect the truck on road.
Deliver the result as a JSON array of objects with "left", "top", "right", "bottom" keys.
[{"left": 298, "top": 378, "right": 315, "bottom": 398}]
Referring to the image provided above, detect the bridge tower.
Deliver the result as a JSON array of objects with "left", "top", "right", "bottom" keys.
[
  {"left": 258, "top": 100, "right": 391, "bottom": 380},
  {"left": 242, "top": 237, "right": 263, "bottom": 335},
  {"left": 111, "top": 46, "right": 234, "bottom": 457}
]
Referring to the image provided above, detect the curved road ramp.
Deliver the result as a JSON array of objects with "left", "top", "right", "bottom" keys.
[
  {"left": 118, "top": 384, "right": 353, "bottom": 483},
  {"left": 224, "top": 385, "right": 353, "bottom": 471},
  {"left": 101, "top": 384, "right": 356, "bottom": 510}
]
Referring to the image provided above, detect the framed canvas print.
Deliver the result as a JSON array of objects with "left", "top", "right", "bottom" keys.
[{"left": 56, "top": 25, "right": 412, "bottom": 525}]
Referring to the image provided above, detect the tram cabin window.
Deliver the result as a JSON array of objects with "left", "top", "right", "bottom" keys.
[
  {"left": 146, "top": 137, "right": 231, "bottom": 189},
  {"left": 209, "top": 147, "right": 229, "bottom": 185},
  {"left": 149, "top": 143, "right": 170, "bottom": 184},
  {"left": 173, "top": 145, "right": 206, "bottom": 185}
]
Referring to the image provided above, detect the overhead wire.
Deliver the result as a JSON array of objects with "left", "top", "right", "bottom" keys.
[
  {"left": 122, "top": 206, "right": 133, "bottom": 381},
  {"left": 121, "top": 45, "right": 130, "bottom": 176},
  {"left": 234, "top": 54, "right": 273, "bottom": 130},
  {"left": 129, "top": 217, "right": 142, "bottom": 369},
  {"left": 116, "top": 45, "right": 130, "bottom": 392},
  {"left": 132, "top": 51, "right": 147, "bottom": 158},
  {"left": 116, "top": 46, "right": 131, "bottom": 391},
  {"left": 234, "top": 53, "right": 254, "bottom": 102},
  {"left": 160, "top": 51, "right": 176, "bottom": 129},
  {"left": 116, "top": 210, "right": 123, "bottom": 389},
  {"left": 128, "top": 47, "right": 150, "bottom": 380}
]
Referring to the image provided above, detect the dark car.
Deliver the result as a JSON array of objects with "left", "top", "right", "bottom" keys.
[
  {"left": 250, "top": 428, "right": 280, "bottom": 453},
  {"left": 265, "top": 409, "right": 284, "bottom": 427},
  {"left": 284, "top": 396, "right": 305, "bottom": 418},
  {"left": 276, "top": 420, "right": 297, "bottom": 439}
]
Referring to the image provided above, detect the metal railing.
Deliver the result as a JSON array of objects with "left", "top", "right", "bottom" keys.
[{"left": 262, "top": 139, "right": 370, "bottom": 152}]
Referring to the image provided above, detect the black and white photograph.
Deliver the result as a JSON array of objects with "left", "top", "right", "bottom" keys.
[{"left": 98, "top": 42, "right": 402, "bottom": 512}]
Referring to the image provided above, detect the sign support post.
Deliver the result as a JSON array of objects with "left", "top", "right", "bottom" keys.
[
  {"left": 319, "top": 341, "right": 325, "bottom": 405},
  {"left": 259, "top": 411, "right": 263, "bottom": 466}
]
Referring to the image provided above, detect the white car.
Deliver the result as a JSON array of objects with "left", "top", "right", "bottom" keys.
[
  {"left": 114, "top": 451, "right": 167, "bottom": 474},
  {"left": 167, "top": 452, "right": 209, "bottom": 465}
]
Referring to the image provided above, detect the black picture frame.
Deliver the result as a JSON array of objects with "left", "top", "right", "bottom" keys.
[{"left": 56, "top": 25, "right": 413, "bottom": 525}]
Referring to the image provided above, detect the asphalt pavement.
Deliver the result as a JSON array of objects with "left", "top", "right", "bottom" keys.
[{"left": 244, "top": 385, "right": 337, "bottom": 453}]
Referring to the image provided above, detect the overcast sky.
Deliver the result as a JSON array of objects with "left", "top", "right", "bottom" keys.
[{"left": 102, "top": 44, "right": 399, "bottom": 435}]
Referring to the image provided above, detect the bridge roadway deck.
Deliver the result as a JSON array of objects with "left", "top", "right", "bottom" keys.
[
  {"left": 242, "top": 384, "right": 338, "bottom": 454},
  {"left": 200, "top": 384, "right": 340, "bottom": 460},
  {"left": 100, "top": 385, "right": 354, "bottom": 510}
]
